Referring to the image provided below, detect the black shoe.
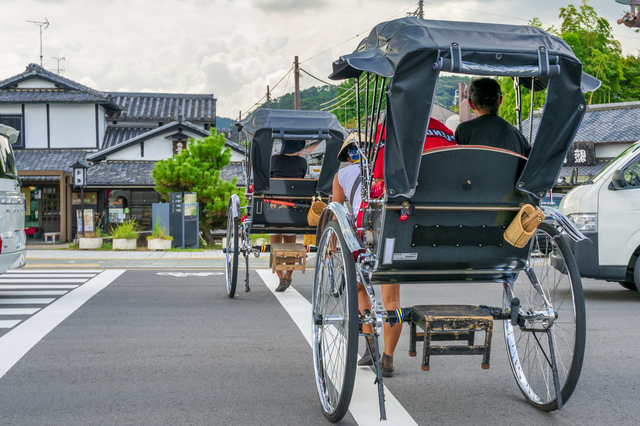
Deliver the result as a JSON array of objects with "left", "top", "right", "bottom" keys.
[
  {"left": 358, "top": 337, "right": 375, "bottom": 366},
  {"left": 276, "top": 278, "right": 288, "bottom": 292},
  {"left": 381, "top": 353, "right": 394, "bottom": 377}
]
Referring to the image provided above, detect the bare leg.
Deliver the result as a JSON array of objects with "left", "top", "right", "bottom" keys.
[
  {"left": 269, "top": 234, "right": 284, "bottom": 280},
  {"left": 358, "top": 282, "right": 373, "bottom": 335},
  {"left": 381, "top": 284, "right": 402, "bottom": 356},
  {"left": 283, "top": 235, "right": 296, "bottom": 281}
]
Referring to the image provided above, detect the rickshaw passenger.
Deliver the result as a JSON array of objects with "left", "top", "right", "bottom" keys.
[
  {"left": 332, "top": 134, "right": 400, "bottom": 377},
  {"left": 370, "top": 118, "right": 456, "bottom": 197},
  {"left": 270, "top": 139, "right": 308, "bottom": 292},
  {"left": 454, "top": 77, "right": 531, "bottom": 157}
]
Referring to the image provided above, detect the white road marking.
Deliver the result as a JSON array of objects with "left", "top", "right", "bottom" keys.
[
  {"left": 0, "top": 291, "right": 68, "bottom": 296},
  {"left": 1, "top": 274, "right": 97, "bottom": 279},
  {"left": 0, "top": 269, "right": 125, "bottom": 379},
  {"left": 0, "top": 298, "right": 55, "bottom": 305},
  {"left": 0, "top": 279, "right": 88, "bottom": 283},
  {"left": 0, "top": 308, "right": 40, "bottom": 315},
  {"left": 8, "top": 270, "right": 104, "bottom": 274},
  {"left": 256, "top": 270, "right": 418, "bottom": 426},
  {"left": 0, "top": 285, "right": 78, "bottom": 289},
  {"left": 0, "top": 321, "right": 21, "bottom": 329}
]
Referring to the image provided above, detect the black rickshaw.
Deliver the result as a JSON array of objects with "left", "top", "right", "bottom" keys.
[
  {"left": 226, "top": 108, "right": 347, "bottom": 297},
  {"left": 312, "top": 17, "right": 600, "bottom": 422}
]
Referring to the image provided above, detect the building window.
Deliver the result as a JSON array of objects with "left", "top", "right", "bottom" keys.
[{"left": 0, "top": 115, "right": 23, "bottom": 149}]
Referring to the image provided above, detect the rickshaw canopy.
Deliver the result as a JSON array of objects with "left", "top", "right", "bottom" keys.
[
  {"left": 330, "top": 17, "right": 596, "bottom": 198},
  {"left": 240, "top": 109, "right": 347, "bottom": 195}
]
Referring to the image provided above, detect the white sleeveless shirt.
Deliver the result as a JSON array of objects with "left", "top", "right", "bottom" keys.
[{"left": 337, "top": 164, "right": 362, "bottom": 217}]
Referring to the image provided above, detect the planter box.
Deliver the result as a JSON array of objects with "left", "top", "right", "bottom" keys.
[
  {"left": 113, "top": 238, "right": 137, "bottom": 250},
  {"left": 147, "top": 238, "right": 172, "bottom": 251},
  {"left": 78, "top": 237, "right": 103, "bottom": 250}
]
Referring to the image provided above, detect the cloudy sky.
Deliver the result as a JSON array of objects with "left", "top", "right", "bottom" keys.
[{"left": 0, "top": 0, "right": 636, "bottom": 119}]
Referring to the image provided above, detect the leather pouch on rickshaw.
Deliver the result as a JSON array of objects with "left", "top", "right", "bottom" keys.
[{"left": 504, "top": 204, "right": 546, "bottom": 248}]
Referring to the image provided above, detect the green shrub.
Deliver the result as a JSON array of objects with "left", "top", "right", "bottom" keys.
[
  {"left": 110, "top": 220, "right": 140, "bottom": 240},
  {"left": 147, "top": 221, "right": 173, "bottom": 241}
]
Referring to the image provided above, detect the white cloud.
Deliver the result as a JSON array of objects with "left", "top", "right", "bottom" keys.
[{"left": 0, "top": 0, "right": 638, "bottom": 120}]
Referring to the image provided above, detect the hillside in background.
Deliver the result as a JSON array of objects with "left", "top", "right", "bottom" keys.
[{"left": 215, "top": 75, "right": 469, "bottom": 129}]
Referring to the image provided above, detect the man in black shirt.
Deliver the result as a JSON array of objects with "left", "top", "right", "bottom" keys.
[
  {"left": 454, "top": 78, "right": 531, "bottom": 157},
  {"left": 270, "top": 139, "right": 307, "bottom": 178}
]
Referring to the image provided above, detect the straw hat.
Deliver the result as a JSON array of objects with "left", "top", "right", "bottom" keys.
[{"left": 337, "top": 132, "right": 362, "bottom": 162}]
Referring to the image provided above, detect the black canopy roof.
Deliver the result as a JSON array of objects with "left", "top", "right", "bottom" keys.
[
  {"left": 240, "top": 109, "right": 347, "bottom": 195},
  {"left": 330, "top": 17, "right": 595, "bottom": 198}
]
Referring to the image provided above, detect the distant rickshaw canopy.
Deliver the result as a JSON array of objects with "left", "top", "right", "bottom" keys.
[{"left": 239, "top": 108, "right": 347, "bottom": 195}]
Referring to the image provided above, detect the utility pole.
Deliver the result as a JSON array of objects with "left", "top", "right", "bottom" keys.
[
  {"left": 238, "top": 111, "right": 242, "bottom": 145},
  {"left": 266, "top": 85, "right": 271, "bottom": 109},
  {"left": 419, "top": 0, "right": 424, "bottom": 19},
  {"left": 27, "top": 18, "right": 49, "bottom": 66},
  {"left": 294, "top": 56, "right": 301, "bottom": 110}
]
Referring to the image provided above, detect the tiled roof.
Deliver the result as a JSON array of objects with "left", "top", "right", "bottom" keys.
[
  {"left": 92, "top": 120, "right": 245, "bottom": 161},
  {"left": 14, "top": 149, "right": 89, "bottom": 171},
  {"left": 558, "top": 159, "right": 611, "bottom": 180},
  {"left": 88, "top": 161, "right": 157, "bottom": 186},
  {"left": 0, "top": 64, "right": 120, "bottom": 110},
  {"left": 524, "top": 101, "right": 640, "bottom": 145},
  {"left": 109, "top": 92, "right": 216, "bottom": 122},
  {"left": 88, "top": 160, "right": 245, "bottom": 186},
  {"left": 102, "top": 126, "right": 156, "bottom": 150}
]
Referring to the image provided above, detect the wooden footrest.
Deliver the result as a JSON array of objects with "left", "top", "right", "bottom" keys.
[
  {"left": 270, "top": 243, "right": 307, "bottom": 274},
  {"left": 408, "top": 305, "right": 493, "bottom": 371}
]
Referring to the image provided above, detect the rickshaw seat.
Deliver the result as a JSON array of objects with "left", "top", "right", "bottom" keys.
[
  {"left": 372, "top": 145, "right": 538, "bottom": 283},
  {"left": 250, "top": 178, "right": 320, "bottom": 233}
]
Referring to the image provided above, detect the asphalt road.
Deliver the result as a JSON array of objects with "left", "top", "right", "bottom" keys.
[{"left": 1, "top": 268, "right": 639, "bottom": 425}]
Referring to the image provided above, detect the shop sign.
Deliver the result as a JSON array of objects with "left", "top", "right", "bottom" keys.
[
  {"left": 564, "top": 141, "right": 596, "bottom": 167},
  {"left": 72, "top": 192, "right": 97, "bottom": 205}
]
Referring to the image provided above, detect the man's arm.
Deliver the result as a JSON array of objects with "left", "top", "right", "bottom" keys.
[{"left": 332, "top": 172, "right": 345, "bottom": 204}]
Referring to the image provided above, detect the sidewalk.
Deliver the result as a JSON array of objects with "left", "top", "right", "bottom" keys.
[{"left": 23, "top": 245, "right": 316, "bottom": 270}]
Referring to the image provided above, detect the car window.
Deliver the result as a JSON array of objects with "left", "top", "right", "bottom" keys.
[{"left": 623, "top": 157, "right": 640, "bottom": 187}]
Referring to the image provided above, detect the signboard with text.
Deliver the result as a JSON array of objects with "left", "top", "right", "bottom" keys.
[{"left": 564, "top": 141, "right": 596, "bottom": 167}]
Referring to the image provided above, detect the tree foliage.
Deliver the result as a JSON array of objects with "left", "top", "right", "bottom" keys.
[
  {"left": 152, "top": 129, "right": 245, "bottom": 242},
  {"left": 557, "top": 0, "right": 625, "bottom": 104}
]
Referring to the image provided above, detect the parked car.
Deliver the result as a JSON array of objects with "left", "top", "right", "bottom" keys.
[
  {"left": 532, "top": 192, "right": 565, "bottom": 254},
  {"left": 558, "top": 140, "right": 640, "bottom": 291},
  {"left": 0, "top": 124, "right": 26, "bottom": 274}
]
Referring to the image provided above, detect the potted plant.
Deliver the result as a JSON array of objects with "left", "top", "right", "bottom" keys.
[
  {"left": 78, "top": 212, "right": 106, "bottom": 249},
  {"left": 111, "top": 219, "right": 139, "bottom": 250},
  {"left": 147, "top": 221, "right": 173, "bottom": 251}
]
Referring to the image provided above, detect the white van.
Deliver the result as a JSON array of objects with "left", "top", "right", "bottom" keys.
[
  {"left": 559, "top": 140, "right": 640, "bottom": 290},
  {"left": 0, "top": 124, "right": 26, "bottom": 274}
]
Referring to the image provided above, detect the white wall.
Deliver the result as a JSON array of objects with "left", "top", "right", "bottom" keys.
[
  {"left": 49, "top": 104, "right": 97, "bottom": 148},
  {"left": 97, "top": 105, "right": 107, "bottom": 144},
  {"left": 596, "top": 143, "right": 633, "bottom": 160},
  {"left": 230, "top": 150, "right": 244, "bottom": 162},
  {"left": 24, "top": 104, "right": 48, "bottom": 148},
  {"left": 106, "top": 130, "right": 202, "bottom": 161},
  {"left": 18, "top": 79, "right": 57, "bottom": 89},
  {"left": 0, "top": 105, "right": 21, "bottom": 114}
]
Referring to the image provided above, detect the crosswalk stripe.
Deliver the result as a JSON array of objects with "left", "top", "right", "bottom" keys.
[
  {"left": 0, "top": 269, "right": 125, "bottom": 379},
  {"left": 9, "top": 269, "right": 104, "bottom": 274},
  {"left": 1, "top": 274, "right": 97, "bottom": 279},
  {"left": 0, "top": 279, "right": 88, "bottom": 283},
  {"left": 0, "top": 298, "right": 55, "bottom": 305},
  {"left": 0, "top": 321, "right": 21, "bottom": 329},
  {"left": 0, "top": 285, "right": 78, "bottom": 289},
  {"left": 0, "top": 291, "right": 68, "bottom": 296},
  {"left": 0, "top": 308, "right": 40, "bottom": 315}
]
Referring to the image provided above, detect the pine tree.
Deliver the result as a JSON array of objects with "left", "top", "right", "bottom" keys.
[{"left": 152, "top": 129, "right": 245, "bottom": 244}]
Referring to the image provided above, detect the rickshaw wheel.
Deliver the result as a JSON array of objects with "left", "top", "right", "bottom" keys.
[
  {"left": 504, "top": 221, "right": 586, "bottom": 411},
  {"left": 312, "top": 220, "right": 358, "bottom": 422},
  {"left": 225, "top": 204, "right": 239, "bottom": 298}
]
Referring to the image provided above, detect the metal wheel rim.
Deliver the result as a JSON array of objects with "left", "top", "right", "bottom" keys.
[
  {"left": 312, "top": 225, "right": 351, "bottom": 417},
  {"left": 225, "top": 212, "right": 236, "bottom": 294},
  {"left": 504, "top": 226, "right": 581, "bottom": 407}
]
